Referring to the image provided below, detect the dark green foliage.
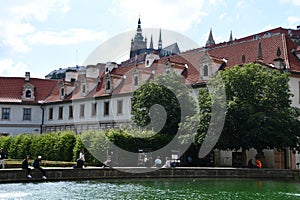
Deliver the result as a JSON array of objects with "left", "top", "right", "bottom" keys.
[
  {"left": 0, "top": 131, "right": 76, "bottom": 161},
  {"left": 106, "top": 128, "right": 172, "bottom": 152},
  {"left": 0, "top": 136, "right": 12, "bottom": 157},
  {"left": 0, "top": 129, "right": 175, "bottom": 165},
  {"left": 188, "top": 63, "right": 300, "bottom": 152},
  {"left": 131, "top": 71, "right": 195, "bottom": 135}
]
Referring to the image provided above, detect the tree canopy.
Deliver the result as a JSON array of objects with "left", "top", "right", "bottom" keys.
[
  {"left": 131, "top": 71, "right": 196, "bottom": 135},
  {"left": 185, "top": 63, "right": 300, "bottom": 153}
]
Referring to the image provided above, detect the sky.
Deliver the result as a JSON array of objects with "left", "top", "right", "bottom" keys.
[{"left": 0, "top": 0, "right": 300, "bottom": 78}]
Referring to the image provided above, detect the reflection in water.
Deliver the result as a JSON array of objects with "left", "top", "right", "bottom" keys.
[{"left": 0, "top": 178, "right": 299, "bottom": 200}]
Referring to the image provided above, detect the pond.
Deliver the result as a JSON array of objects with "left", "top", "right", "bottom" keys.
[{"left": 1, "top": 178, "right": 300, "bottom": 200}]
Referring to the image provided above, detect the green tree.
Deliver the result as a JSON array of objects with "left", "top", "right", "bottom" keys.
[
  {"left": 187, "top": 63, "right": 300, "bottom": 163},
  {"left": 131, "top": 71, "right": 195, "bottom": 134}
]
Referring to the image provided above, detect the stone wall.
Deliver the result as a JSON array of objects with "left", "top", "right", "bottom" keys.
[{"left": 1, "top": 167, "right": 300, "bottom": 183}]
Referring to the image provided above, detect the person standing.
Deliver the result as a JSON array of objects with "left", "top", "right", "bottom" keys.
[
  {"left": 33, "top": 156, "right": 47, "bottom": 179},
  {"left": 79, "top": 149, "right": 85, "bottom": 162},
  {"left": 22, "top": 155, "right": 32, "bottom": 178},
  {"left": 0, "top": 148, "right": 6, "bottom": 169}
]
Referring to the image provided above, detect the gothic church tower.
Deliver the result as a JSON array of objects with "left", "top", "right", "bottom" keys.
[{"left": 130, "top": 17, "right": 147, "bottom": 58}]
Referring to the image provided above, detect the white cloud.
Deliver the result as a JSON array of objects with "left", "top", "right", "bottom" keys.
[
  {"left": 219, "top": 13, "right": 227, "bottom": 20},
  {"left": 236, "top": 0, "right": 247, "bottom": 8},
  {"left": 279, "top": 0, "right": 300, "bottom": 6},
  {"left": 0, "top": 59, "right": 29, "bottom": 77},
  {"left": 0, "top": 0, "right": 70, "bottom": 53},
  {"left": 110, "top": 0, "right": 212, "bottom": 33},
  {"left": 3, "top": 37, "right": 31, "bottom": 53},
  {"left": 27, "top": 29, "right": 108, "bottom": 46},
  {"left": 292, "top": 0, "right": 300, "bottom": 6},
  {"left": 10, "top": 0, "right": 70, "bottom": 22}
]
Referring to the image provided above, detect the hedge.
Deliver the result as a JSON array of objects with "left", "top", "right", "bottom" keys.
[
  {"left": 0, "top": 129, "right": 173, "bottom": 165},
  {"left": 0, "top": 131, "right": 76, "bottom": 162}
]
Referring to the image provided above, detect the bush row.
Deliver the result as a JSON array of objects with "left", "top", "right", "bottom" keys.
[
  {"left": 0, "top": 131, "right": 76, "bottom": 161},
  {"left": 0, "top": 129, "right": 173, "bottom": 164}
]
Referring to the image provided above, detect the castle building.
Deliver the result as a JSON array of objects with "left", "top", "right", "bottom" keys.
[
  {"left": 129, "top": 17, "right": 180, "bottom": 60},
  {"left": 1, "top": 19, "right": 300, "bottom": 168}
]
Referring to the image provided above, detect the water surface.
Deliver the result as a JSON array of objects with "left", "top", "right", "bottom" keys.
[{"left": 1, "top": 178, "right": 300, "bottom": 200}]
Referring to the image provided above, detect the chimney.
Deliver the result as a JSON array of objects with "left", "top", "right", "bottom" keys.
[
  {"left": 25, "top": 72, "right": 30, "bottom": 81},
  {"left": 297, "top": 25, "right": 300, "bottom": 30}
]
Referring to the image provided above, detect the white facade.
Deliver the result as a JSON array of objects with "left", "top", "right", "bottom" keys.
[
  {"left": 0, "top": 104, "right": 42, "bottom": 135},
  {"left": 288, "top": 75, "right": 300, "bottom": 108},
  {"left": 43, "top": 95, "right": 132, "bottom": 133}
]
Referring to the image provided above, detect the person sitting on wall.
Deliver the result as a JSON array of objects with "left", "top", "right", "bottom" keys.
[
  {"left": 154, "top": 156, "right": 162, "bottom": 167},
  {"left": 162, "top": 157, "right": 171, "bottom": 168},
  {"left": 32, "top": 155, "right": 47, "bottom": 179},
  {"left": 255, "top": 159, "right": 263, "bottom": 169},
  {"left": 247, "top": 159, "right": 254, "bottom": 168},
  {"left": 22, "top": 155, "right": 32, "bottom": 178},
  {"left": 73, "top": 158, "right": 84, "bottom": 168}
]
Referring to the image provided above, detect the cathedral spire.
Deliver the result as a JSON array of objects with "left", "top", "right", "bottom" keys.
[
  {"left": 136, "top": 17, "right": 142, "bottom": 36},
  {"left": 130, "top": 17, "right": 147, "bottom": 59},
  {"left": 206, "top": 28, "right": 215, "bottom": 47},
  {"left": 158, "top": 29, "right": 162, "bottom": 50},
  {"left": 150, "top": 34, "right": 154, "bottom": 49}
]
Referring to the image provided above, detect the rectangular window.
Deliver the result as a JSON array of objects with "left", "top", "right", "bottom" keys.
[
  {"left": 1, "top": 108, "right": 10, "bottom": 120},
  {"left": 58, "top": 106, "right": 63, "bottom": 120},
  {"left": 48, "top": 108, "right": 53, "bottom": 120},
  {"left": 23, "top": 108, "right": 31, "bottom": 120},
  {"left": 104, "top": 101, "right": 109, "bottom": 116},
  {"left": 69, "top": 105, "right": 73, "bottom": 119},
  {"left": 80, "top": 104, "right": 85, "bottom": 118},
  {"left": 117, "top": 100, "right": 123, "bottom": 115},
  {"left": 91, "top": 103, "right": 97, "bottom": 117}
]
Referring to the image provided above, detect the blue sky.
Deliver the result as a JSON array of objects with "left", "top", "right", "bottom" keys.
[{"left": 0, "top": 0, "right": 300, "bottom": 78}]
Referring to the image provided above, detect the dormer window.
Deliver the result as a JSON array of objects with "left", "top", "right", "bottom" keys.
[
  {"left": 82, "top": 84, "right": 86, "bottom": 93},
  {"left": 22, "top": 83, "right": 35, "bottom": 101},
  {"left": 203, "top": 65, "right": 209, "bottom": 77},
  {"left": 264, "top": 32, "right": 271, "bottom": 38},
  {"left": 60, "top": 88, "right": 65, "bottom": 97},
  {"left": 134, "top": 76, "right": 138, "bottom": 86},
  {"left": 105, "top": 74, "right": 112, "bottom": 93},
  {"left": 106, "top": 80, "right": 111, "bottom": 90},
  {"left": 81, "top": 82, "right": 87, "bottom": 96},
  {"left": 253, "top": 35, "right": 259, "bottom": 40},
  {"left": 25, "top": 89, "right": 32, "bottom": 98}
]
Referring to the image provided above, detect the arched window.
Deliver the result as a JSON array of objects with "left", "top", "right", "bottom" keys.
[
  {"left": 82, "top": 85, "right": 86, "bottom": 93},
  {"left": 203, "top": 65, "right": 209, "bottom": 77},
  {"left": 134, "top": 76, "right": 138, "bottom": 86},
  {"left": 25, "top": 89, "right": 31, "bottom": 98},
  {"left": 60, "top": 88, "right": 65, "bottom": 97},
  {"left": 106, "top": 80, "right": 111, "bottom": 90}
]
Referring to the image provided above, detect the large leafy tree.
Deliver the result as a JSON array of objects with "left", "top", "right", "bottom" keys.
[
  {"left": 186, "top": 63, "right": 300, "bottom": 160},
  {"left": 131, "top": 71, "right": 195, "bottom": 135}
]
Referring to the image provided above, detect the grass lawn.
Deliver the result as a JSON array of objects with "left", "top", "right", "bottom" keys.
[{"left": 4, "top": 159, "right": 76, "bottom": 168}]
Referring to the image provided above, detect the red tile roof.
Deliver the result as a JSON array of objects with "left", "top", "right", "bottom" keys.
[
  {"left": 2, "top": 27, "right": 299, "bottom": 104},
  {"left": 207, "top": 34, "right": 300, "bottom": 72},
  {"left": 0, "top": 77, "right": 58, "bottom": 104}
]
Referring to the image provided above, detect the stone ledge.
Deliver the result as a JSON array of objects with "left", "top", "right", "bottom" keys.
[{"left": 0, "top": 167, "right": 299, "bottom": 183}]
